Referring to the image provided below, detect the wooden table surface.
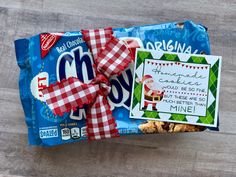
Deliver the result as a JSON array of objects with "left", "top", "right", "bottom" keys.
[{"left": 0, "top": 0, "right": 236, "bottom": 176}]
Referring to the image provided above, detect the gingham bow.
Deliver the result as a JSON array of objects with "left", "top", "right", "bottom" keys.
[{"left": 42, "top": 27, "right": 132, "bottom": 140}]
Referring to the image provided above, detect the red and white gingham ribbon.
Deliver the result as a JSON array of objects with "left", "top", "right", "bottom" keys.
[{"left": 42, "top": 27, "right": 132, "bottom": 140}]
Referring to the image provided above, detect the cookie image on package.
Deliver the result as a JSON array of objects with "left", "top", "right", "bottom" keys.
[{"left": 139, "top": 120, "right": 205, "bottom": 133}]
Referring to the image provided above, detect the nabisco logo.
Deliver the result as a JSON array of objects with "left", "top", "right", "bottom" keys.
[
  {"left": 40, "top": 33, "right": 63, "bottom": 58},
  {"left": 41, "top": 34, "right": 57, "bottom": 50}
]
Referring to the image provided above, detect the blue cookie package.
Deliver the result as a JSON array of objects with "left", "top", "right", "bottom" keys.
[{"left": 15, "top": 20, "right": 216, "bottom": 146}]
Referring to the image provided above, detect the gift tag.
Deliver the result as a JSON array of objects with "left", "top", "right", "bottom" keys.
[{"left": 130, "top": 49, "right": 222, "bottom": 127}]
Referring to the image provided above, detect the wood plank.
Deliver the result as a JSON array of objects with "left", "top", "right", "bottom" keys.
[
  {"left": 0, "top": 132, "right": 235, "bottom": 177},
  {"left": 0, "top": 2, "right": 235, "bottom": 89},
  {"left": 0, "top": 0, "right": 236, "bottom": 176},
  {"left": 0, "top": 89, "right": 235, "bottom": 176},
  {"left": 0, "top": 1, "right": 235, "bottom": 89}
]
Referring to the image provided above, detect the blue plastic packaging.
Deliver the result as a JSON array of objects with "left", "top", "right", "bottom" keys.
[{"left": 15, "top": 20, "right": 212, "bottom": 146}]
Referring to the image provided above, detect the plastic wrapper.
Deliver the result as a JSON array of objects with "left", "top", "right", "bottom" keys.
[{"left": 14, "top": 20, "right": 215, "bottom": 146}]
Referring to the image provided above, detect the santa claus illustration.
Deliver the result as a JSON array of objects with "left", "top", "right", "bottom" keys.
[{"left": 136, "top": 75, "right": 165, "bottom": 111}]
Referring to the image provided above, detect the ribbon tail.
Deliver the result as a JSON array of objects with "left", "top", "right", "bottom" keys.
[{"left": 86, "top": 93, "right": 119, "bottom": 140}]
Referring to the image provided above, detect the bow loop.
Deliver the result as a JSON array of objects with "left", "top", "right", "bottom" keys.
[
  {"left": 81, "top": 27, "right": 113, "bottom": 62},
  {"left": 42, "top": 77, "right": 99, "bottom": 116},
  {"left": 96, "top": 37, "right": 132, "bottom": 78}
]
